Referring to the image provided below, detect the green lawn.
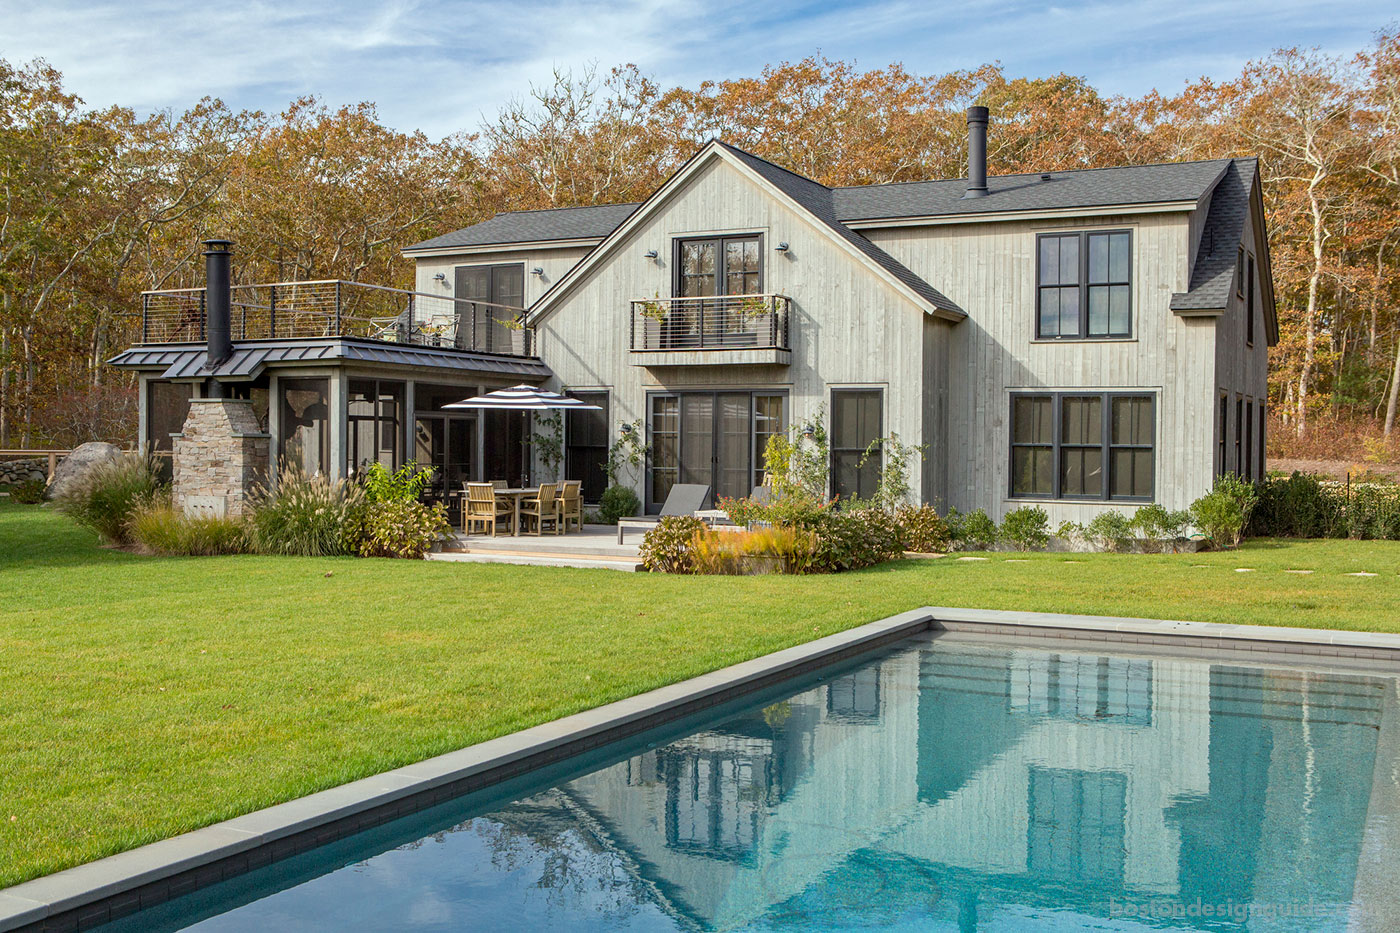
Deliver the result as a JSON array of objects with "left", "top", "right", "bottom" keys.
[{"left": 2, "top": 501, "right": 1398, "bottom": 888}]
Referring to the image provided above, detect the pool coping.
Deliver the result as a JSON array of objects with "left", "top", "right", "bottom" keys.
[{"left": 6, "top": 606, "right": 1400, "bottom": 932}]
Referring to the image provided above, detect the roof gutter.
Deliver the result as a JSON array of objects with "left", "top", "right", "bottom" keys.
[{"left": 843, "top": 200, "right": 1201, "bottom": 230}]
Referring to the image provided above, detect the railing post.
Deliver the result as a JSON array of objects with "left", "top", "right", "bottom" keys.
[
  {"left": 334, "top": 281, "right": 342, "bottom": 336},
  {"left": 471, "top": 301, "right": 478, "bottom": 351},
  {"left": 199, "top": 292, "right": 206, "bottom": 341},
  {"left": 770, "top": 297, "right": 777, "bottom": 348},
  {"left": 630, "top": 302, "right": 636, "bottom": 350},
  {"left": 269, "top": 284, "right": 277, "bottom": 338},
  {"left": 141, "top": 293, "right": 150, "bottom": 343},
  {"left": 698, "top": 298, "right": 705, "bottom": 350}
]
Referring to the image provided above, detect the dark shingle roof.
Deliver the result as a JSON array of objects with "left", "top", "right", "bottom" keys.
[
  {"left": 404, "top": 202, "right": 640, "bottom": 252},
  {"left": 715, "top": 143, "right": 964, "bottom": 316},
  {"left": 408, "top": 154, "right": 1237, "bottom": 258},
  {"left": 831, "top": 159, "right": 1231, "bottom": 221},
  {"left": 1171, "top": 159, "right": 1257, "bottom": 312}
]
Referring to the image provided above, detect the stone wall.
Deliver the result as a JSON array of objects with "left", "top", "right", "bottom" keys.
[
  {"left": 0, "top": 458, "right": 50, "bottom": 487},
  {"left": 173, "top": 399, "right": 270, "bottom": 517}
]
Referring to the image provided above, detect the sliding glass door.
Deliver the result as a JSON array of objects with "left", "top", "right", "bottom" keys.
[{"left": 648, "top": 391, "right": 786, "bottom": 510}]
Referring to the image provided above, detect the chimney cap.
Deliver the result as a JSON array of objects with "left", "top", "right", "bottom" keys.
[
  {"left": 201, "top": 238, "right": 234, "bottom": 254},
  {"left": 966, "top": 105, "right": 989, "bottom": 123}
]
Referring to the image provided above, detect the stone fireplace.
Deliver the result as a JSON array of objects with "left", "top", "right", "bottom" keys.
[{"left": 172, "top": 398, "right": 270, "bottom": 517}]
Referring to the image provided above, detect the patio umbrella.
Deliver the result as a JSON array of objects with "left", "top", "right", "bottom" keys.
[{"left": 444, "top": 385, "right": 601, "bottom": 486}]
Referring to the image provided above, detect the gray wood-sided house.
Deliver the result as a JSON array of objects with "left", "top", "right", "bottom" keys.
[{"left": 112, "top": 109, "right": 1274, "bottom": 523}]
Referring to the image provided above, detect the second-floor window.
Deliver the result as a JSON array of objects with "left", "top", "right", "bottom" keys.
[
  {"left": 1036, "top": 231, "right": 1132, "bottom": 339},
  {"left": 676, "top": 235, "right": 761, "bottom": 297}
]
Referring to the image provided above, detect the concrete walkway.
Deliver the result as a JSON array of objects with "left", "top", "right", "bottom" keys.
[{"left": 430, "top": 524, "right": 642, "bottom": 571}]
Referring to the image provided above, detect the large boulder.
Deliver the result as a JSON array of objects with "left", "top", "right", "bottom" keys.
[{"left": 44, "top": 441, "right": 122, "bottom": 501}]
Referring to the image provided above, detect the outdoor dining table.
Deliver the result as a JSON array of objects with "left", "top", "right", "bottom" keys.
[{"left": 492, "top": 487, "right": 538, "bottom": 536}]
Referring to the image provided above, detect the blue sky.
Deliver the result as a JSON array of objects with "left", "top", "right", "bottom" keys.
[{"left": 1, "top": 1, "right": 1392, "bottom": 139}]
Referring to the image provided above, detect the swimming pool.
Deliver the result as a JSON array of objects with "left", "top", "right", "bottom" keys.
[{"left": 100, "top": 632, "right": 1400, "bottom": 931}]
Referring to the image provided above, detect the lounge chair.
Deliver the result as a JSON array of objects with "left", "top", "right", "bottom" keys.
[{"left": 617, "top": 483, "right": 711, "bottom": 544}]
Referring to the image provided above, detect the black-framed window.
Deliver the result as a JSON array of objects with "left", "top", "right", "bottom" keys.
[
  {"left": 1257, "top": 404, "right": 1267, "bottom": 479},
  {"left": 675, "top": 235, "right": 762, "bottom": 298},
  {"left": 1219, "top": 394, "right": 1229, "bottom": 477},
  {"left": 1010, "top": 392, "right": 1154, "bottom": 501},
  {"left": 1245, "top": 253, "right": 1256, "bottom": 347},
  {"left": 831, "top": 389, "right": 883, "bottom": 503},
  {"left": 1036, "top": 230, "right": 1132, "bottom": 339},
  {"left": 565, "top": 390, "right": 609, "bottom": 502},
  {"left": 347, "top": 379, "right": 404, "bottom": 474},
  {"left": 1236, "top": 246, "right": 1246, "bottom": 298},
  {"left": 1235, "top": 397, "right": 1244, "bottom": 478}
]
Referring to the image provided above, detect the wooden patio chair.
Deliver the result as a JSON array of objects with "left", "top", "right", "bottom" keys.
[
  {"left": 617, "top": 483, "right": 711, "bottom": 544},
  {"left": 463, "top": 483, "right": 503, "bottom": 536},
  {"left": 519, "top": 482, "right": 560, "bottom": 536},
  {"left": 490, "top": 479, "right": 508, "bottom": 489},
  {"left": 556, "top": 480, "right": 583, "bottom": 534}
]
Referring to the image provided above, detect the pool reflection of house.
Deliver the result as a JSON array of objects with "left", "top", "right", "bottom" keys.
[{"left": 497, "top": 642, "right": 1391, "bottom": 930}]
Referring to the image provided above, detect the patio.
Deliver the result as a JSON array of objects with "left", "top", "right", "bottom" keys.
[{"left": 433, "top": 524, "right": 642, "bottom": 571}]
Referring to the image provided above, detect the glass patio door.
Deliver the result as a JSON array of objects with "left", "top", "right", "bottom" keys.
[
  {"left": 649, "top": 391, "right": 785, "bottom": 510},
  {"left": 414, "top": 415, "right": 475, "bottom": 519}
]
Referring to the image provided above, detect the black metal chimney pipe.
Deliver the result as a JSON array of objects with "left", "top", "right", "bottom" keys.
[
  {"left": 202, "top": 238, "right": 233, "bottom": 396},
  {"left": 963, "top": 106, "right": 989, "bottom": 199}
]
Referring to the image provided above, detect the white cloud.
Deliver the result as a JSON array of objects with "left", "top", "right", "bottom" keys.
[{"left": 0, "top": 0, "right": 1391, "bottom": 138}]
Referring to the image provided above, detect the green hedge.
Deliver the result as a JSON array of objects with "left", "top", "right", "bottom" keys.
[{"left": 1249, "top": 472, "right": 1400, "bottom": 540}]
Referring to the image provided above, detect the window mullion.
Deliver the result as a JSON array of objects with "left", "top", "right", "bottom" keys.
[
  {"left": 1052, "top": 394, "right": 1062, "bottom": 500},
  {"left": 1101, "top": 392, "right": 1111, "bottom": 501}
]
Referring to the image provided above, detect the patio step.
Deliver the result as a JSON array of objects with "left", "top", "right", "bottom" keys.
[{"left": 428, "top": 550, "right": 642, "bottom": 571}]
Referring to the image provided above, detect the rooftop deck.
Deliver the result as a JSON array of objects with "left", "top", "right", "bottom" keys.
[{"left": 139, "top": 280, "right": 536, "bottom": 358}]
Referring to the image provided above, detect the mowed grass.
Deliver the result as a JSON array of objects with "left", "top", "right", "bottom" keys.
[{"left": 2, "top": 501, "right": 1398, "bottom": 888}]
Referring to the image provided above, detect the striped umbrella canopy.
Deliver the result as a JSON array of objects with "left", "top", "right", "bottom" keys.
[{"left": 442, "top": 384, "right": 601, "bottom": 410}]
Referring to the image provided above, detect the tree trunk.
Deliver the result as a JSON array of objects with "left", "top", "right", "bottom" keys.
[
  {"left": 1386, "top": 327, "right": 1400, "bottom": 438},
  {"left": 1295, "top": 175, "right": 1325, "bottom": 437}
]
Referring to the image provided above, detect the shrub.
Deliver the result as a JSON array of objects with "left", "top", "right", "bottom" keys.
[
  {"left": 1131, "top": 503, "right": 1191, "bottom": 550},
  {"left": 361, "top": 460, "right": 434, "bottom": 503},
  {"left": 799, "top": 508, "right": 903, "bottom": 572},
  {"left": 999, "top": 506, "right": 1050, "bottom": 551},
  {"left": 951, "top": 508, "right": 997, "bottom": 551},
  {"left": 1085, "top": 511, "right": 1135, "bottom": 552},
  {"left": 358, "top": 499, "right": 451, "bottom": 559},
  {"left": 1345, "top": 484, "right": 1400, "bottom": 540},
  {"left": 8, "top": 479, "right": 46, "bottom": 504},
  {"left": 640, "top": 516, "right": 707, "bottom": 573},
  {"left": 1188, "top": 474, "right": 1257, "bottom": 549},
  {"left": 248, "top": 466, "right": 367, "bottom": 557},
  {"left": 1055, "top": 520, "right": 1085, "bottom": 546},
  {"left": 54, "top": 454, "right": 166, "bottom": 545},
  {"left": 717, "top": 494, "right": 769, "bottom": 528},
  {"left": 597, "top": 484, "right": 641, "bottom": 524},
  {"left": 894, "top": 504, "right": 951, "bottom": 553},
  {"left": 1249, "top": 472, "right": 1344, "bottom": 538},
  {"left": 690, "top": 525, "right": 819, "bottom": 575},
  {"left": 128, "top": 505, "right": 247, "bottom": 556}
]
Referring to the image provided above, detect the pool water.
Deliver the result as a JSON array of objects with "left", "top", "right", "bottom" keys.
[{"left": 104, "top": 635, "right": 1400, "bottom": 931}]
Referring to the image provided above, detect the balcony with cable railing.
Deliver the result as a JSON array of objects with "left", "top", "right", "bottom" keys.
[
  {"left": 628, "top": 294, "right": 791, "bottom": 366},
  {"left": 139, "top": 280, "right": 535, "bottom": 358}
]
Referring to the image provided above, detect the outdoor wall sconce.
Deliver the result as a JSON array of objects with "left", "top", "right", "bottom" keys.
[
  {"left": 433, "top": 272, "right": 446, "bottom": 282},
  {"left": 643, "top": 249, "right": 658, "bottom": 260},
  {"left": 531, "top": 267, "right": 544, "bottom": 276},
  {"left": 775, "top": 242, "right": 789, "bottom": 252}
]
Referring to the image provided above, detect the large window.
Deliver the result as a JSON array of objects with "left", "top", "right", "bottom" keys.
[
  {"left": 1219, "top": 394, "right": 1229, "bottom": 476},
  {"left": 347, "top": 379, "right": 403, "bottom": 475},
  {"left": 455, "top": 263, "right": 524, "bottom": 353},
  {"left": 675, "top": 235, "right": 761, "bottom": 298},
  {"left": 1257, "top": 405, "right": 1267, "bottom": 479},
  {"left": 1010, "top": 393, "right": 1154, "bottom": 501},
  {"left": 648, "top": 391, "right": 786, "bottom": 509},
  {"left": 1244, "top": 400, "right": 1254, "bottom": 481},
  {"left": 831, "top": 389, "right": 883, "bottom": 503},
  {"left": 1036, "top": 231, "right": 1132, "bottom": 339},
  {"left": 1235, "top": 397, "right": 1244, "bottom": 478},
  {"left": 147, "top": 381, "right": 194, "bottom": 482},
  {"left": 565, "top": 391, "right": 609, "bottom": 502},
  {"left": 279, "top": 378, "right": 329, "bottom": 476}
]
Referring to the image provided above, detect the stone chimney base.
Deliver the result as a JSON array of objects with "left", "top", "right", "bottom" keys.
[{"left": 173, "top": 398, "right": 270, "bottom": 518}]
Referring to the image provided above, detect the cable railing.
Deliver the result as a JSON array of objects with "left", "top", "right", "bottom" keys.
[
  {"left": 629, "top": 294, "right": 790, "bottom": 352},
  {"left": 139, "top": 280, "right": 535, "bottom": 357}
]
